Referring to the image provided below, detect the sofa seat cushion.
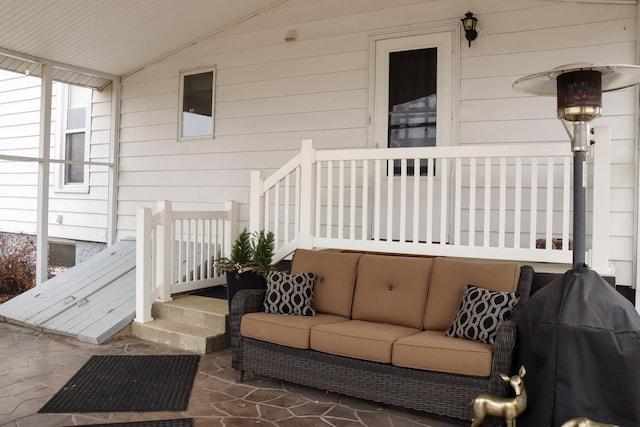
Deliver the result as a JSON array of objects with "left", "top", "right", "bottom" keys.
[
  {"left": 310, "top": 320, "right": 420, "bottom": 363},
  {"left": 392, "top": 330, "right": 493, "bottom": 377},
  {"left": 290, "top": 249, "right": 362, "bottom": 318},
  {"left": 241, "top": 312, "right": 348, "bottom": 349},
  {"left": 424, "top": 257, "right": 521, "bottom": 331},
  {"left": 351, "top": 254, "right": 433, "bottom": 329}
]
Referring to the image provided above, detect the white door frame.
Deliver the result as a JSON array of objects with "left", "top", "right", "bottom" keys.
[{"left": 367, "top": 26, "right": 460, "bottom": 243}]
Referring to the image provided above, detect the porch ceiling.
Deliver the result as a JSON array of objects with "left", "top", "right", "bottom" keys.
[
  {"left": 0, "top": 0, "right": 283, "bottom": 89},
  {"left": 0, "top": 0, "right": 636, "bottom": 90}
]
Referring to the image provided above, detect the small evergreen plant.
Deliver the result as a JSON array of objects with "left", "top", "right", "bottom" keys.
[
  {"left": 229, "top": 228, "right": 252, "bottom": 266},
  {"left": 215, "top": 228, "right": 275, "bottom": 277},
  {"left": 251, "top": 230, "right": 275, "bottom": 274}
]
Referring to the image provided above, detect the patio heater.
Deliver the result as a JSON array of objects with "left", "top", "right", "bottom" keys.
[
  {"left": 511, "top": 64, "right": 640, "bottom": 426},
  {"left": 514, "top": 63, "right": 640, "bottom": 269}
]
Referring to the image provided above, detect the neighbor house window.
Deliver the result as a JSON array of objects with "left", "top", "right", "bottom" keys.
[
  {"left": 179, "top": 67, "right": 215, "bottom": 140},
  {"left": 56, "top": 83, "right": 91, "bottom": 192}
]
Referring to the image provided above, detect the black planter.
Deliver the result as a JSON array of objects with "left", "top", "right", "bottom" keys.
[{"left": 225, "top": 271, "right": 267, "bottom": 309}]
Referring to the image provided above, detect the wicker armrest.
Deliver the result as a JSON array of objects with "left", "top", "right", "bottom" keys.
[
  {"left": 230, "top": 289, "right": 265, "bottom": 369},
  {"left": 489, "top": 316, "right": 518, "bottom": 397},
  {"left": 488, "top": 265, "right": 533, "bottom": 397}
]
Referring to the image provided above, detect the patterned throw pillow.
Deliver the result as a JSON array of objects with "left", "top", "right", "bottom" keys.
[
  {"left": 445, "top": 285, "right": 519, "bottom": 345},
  {"left": 263, "top": 271, "right": 317, "bottom": 316}
]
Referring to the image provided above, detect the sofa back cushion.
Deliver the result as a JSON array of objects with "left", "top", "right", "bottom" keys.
[
  {"left": 424, "top": 257, "right": 521, "bottom": 331},
  {"left": 351, "top": 254, "right": 432, "bottom": 329},
  {"left": 290, "top": 249, "right": 362, "bottom": 317}
]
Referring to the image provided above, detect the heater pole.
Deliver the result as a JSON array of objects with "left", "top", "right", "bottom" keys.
[{"left": 572, "top": 121, "right": 589, "bottom": 269}]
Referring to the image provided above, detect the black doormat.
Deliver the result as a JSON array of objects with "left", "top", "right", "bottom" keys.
[
  {"left": 70, "top": 419, "right": 194, "bottom": 427},
  {"left": 40, "top": 355, "right": 200, "bottom": 413}
]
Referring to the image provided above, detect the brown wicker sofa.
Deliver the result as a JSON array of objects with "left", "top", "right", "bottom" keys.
[{"left": 230, "top": 249, "right": 533, "bottom": 422}]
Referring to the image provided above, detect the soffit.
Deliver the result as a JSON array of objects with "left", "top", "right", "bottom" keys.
[{"left": 0, "top": 0, "right": 281, "bottom": 89}]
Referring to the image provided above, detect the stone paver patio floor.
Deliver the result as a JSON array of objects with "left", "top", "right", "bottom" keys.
[{"left": 0, "top": 322, "right": 465, "bottom": 427}]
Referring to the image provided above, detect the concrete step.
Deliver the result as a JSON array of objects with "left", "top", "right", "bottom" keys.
[
  {"left": 131, "top": 295, "right": 229, "bottom": 354},
  {"left": 151, "top": 295, "right": 227, "bottom": 330}
]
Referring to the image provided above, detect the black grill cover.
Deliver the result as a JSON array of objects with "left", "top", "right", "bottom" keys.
[{"left": 515, "top": 268, "right": 640, "bottom": 427}]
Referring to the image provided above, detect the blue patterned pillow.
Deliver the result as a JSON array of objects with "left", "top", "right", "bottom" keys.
[
  {"left": 445, "top": 285, "right": 519, "bottom": 345},
  {"left": 263, "top": 271, "right": 316, "bottom": 316}
]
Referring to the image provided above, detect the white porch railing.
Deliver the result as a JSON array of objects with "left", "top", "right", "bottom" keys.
[
  {"left": 250, "top": 127, "right": 612, "bottom": 271},
  {"left": 134, "top": 200, "right": 237, "bottom": 323}
]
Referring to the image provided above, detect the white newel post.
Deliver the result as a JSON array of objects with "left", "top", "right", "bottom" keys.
[
  {"left": 135, "top": 207, "right": 153, "bottom": 323},
  {"left": 156, "top": 201, "right": 173, "bottom": 302},
  {"left": 590, "top": 126, "right": 612, "bottom": 275},
  {"left": 225, "top": 200, "right": 238, "bottom": 258},
  {"left": 250, "top": 170, "right": 264, "bottom": 235},
  {"left": 298, "top": 139, "right": 315, "bottom": 249}
]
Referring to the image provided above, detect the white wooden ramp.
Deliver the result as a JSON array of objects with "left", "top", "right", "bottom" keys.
[{"left": 0, "top": 238, "right": 136, "bottom": 344}]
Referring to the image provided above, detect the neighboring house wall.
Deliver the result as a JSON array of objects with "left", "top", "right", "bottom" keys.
[
  {"left": 0, "top": 69, "right": 111, "bottom": 245},
  {"left": 117, "top": 0, "right": 638, "bottom": 285}
]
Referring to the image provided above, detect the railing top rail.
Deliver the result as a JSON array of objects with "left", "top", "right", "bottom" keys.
[
  {"left": 263, "top": 153, "right": 302, "bottom": 189},
  {"left": 171, "top": 211, "right": 230, "bottom": 221},
  {"left": 315, "top": 143, "right": 570, "bottom": 162}
]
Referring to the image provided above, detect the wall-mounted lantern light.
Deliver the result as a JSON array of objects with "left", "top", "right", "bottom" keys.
[{"left": 461, "top": 11, "right": 478, "bottom": 47}]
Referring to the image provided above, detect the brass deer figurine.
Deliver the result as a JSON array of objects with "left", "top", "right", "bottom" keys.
[
  {"left": 471, "top": 365, "right": 527, "bottom": 427},
  {"left": 560, "top": 418, "right": 619, "bottom": 427}
]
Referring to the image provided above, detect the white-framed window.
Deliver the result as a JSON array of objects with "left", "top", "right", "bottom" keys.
[
  {"left": 178, "top": 67, "right": 216, "bottom": 140},
  {"left": 371, "top": 30, "right": 455, "bottom": 175},
  {"left": 55, "top": 83, "right": 91, "bottom": 193}
]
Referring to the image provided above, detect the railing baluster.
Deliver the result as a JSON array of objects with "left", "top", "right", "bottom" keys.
[
  {"left": 387, "top": 159, "right": 394, "bottom": 243},
  {"left": 274, "top": 181, "right": 280, "bottom": 247},
  {"left": 295, "top": 166, "right": 301, "bottom": 241},
  {"left": 562, "top": 157, "right": 571, "bottom": 250},
  {"left": 412, "top": 158, "right": 420, "bottom": 244},
  {"left": 374, "top": 159, "right": 381, "bottom": 241},
  {"left": 191, "top": 219, "right": 197, "bottom": 283},
  {"left": 338, "top": 160, "right": 345, "bottom": 239},
  {"left": 469, "top": 158, "right": 476, "bottom": 246},
  {"left": 514, "top": 158, "right": 522, "bottom": 249},
  {"left": 315, "top": 162, "right": 321, "bottom": 237},
  {"left": 399, "top": 159, "right": 407, "bottom": 243},
  {"left": 327, "top": 160, "right": 333, "bottom": 239},
  {"left": 483, "top": 157, "right": 491, "bottom": 248},
  {"left": 177, "top": 220, "right": 184, "bottom": 284},
  {"left": 199, "top": 219, "right": 204, "bottom": 281},
  {"left": 206, "top": 219, "right": 212, "bottom": 279},
  {"left": 499, "top": 157, "right": 506, "bottom": 248},
  {"left": 284, "top": 174, "right": 290, "bottom": 247},
  {"left": 426, "top": 158, "right": 434, "bottom": 244},
  {"left": 350, "top": 160, "right": 356, "bottom": 240},
  {"left": 454, "top": 158, "right": 462, "bottom": 245},
  {"left": 264, "top": 189, "right": 270, "bottom": 232},
  {"left": 362, "top": 160, "right": 369, "bottom": 240},
  {"left": 546, "top": 157, "right": 554, "bottom": 250},
  {"left": 440, "top": 158, "right": 448, "bottom": 245},
  {"left": 530, "top": 158, "right": 538, "bottom": 249}
]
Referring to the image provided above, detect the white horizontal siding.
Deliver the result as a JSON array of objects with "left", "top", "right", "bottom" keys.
[
  {"left": 0, "top": 70, "right": 111, "bottom": 242},
  {"left": 117, "top": 0, "right": 638, "bottom": 285}
]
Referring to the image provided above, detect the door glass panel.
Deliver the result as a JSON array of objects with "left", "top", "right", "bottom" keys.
[{"left": 388, "top": 48, "right": 437, "bottom": 176}]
